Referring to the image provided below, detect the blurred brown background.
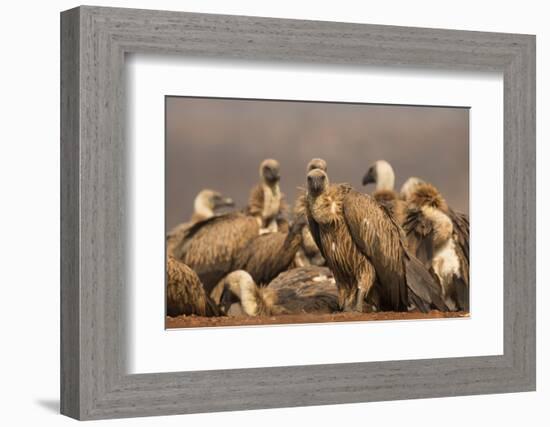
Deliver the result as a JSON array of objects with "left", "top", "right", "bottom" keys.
[{"left": 166, "top": 97, "right": 469, "bottom": 230}]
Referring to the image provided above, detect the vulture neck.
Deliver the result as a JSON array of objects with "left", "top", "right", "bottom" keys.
[
  {"left": 262, "top": 178, "right": 280, "bottom": 195},
  {"left": 282, "top": 224, "right": 305, "bottom": 257},
  {"left": 308, "top": 187, "right": 345, "bottom": 225},
  {"left": 376, "top": 163, "right": 395, "bottom": 192},
  {"left": 193, "top": 194, "right": 214, "bottom": 220},
  {"left": 237, "top": 279, "right": 272, "bottom": 316}
]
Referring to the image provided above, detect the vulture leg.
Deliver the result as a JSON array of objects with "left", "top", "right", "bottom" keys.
[
  {"left": 338, "top": 285, "right": 354, "bottom": 312},
  {"left": 366, "top": 285, "right": 381, "bottom": 312},
  {"left": 356, "top": 264, "right": 376, "bottom": 312},
  {"left": 355, "top": 263, "right": 376, "bottom": 313}
]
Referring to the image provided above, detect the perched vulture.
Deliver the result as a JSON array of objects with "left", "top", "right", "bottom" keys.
[
  {"left": 166, "top": 189, "right": 234, "bottom": 256},
  {"left": 362, "top": 160, "right": 407, "bottom": 224},
  {"left": 166, "top": 256, "right": 220, "bottom": 317},
  {"left": 401, "top": 179, "right": 470, "bottom": 311},
  {"left": 218, "top": 267, "right": 339, "bottom": 316},
  {"left": 171, "top": 212, "right": 260, "bottom": 294},
  {"left": 247, "top": 158, "right": 288, "bottom": 233},
  {"left": 305, "top": 169, "right": 449, "bottom": 313},
  {"left": 233, "top": 217, "right": 307, "bottom": 285},
  {"left": 292, "top": 158, "right": 328, "bottom": 267}
]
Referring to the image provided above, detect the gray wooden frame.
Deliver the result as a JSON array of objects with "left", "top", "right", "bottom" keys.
[{"left": 60, "top": 5, "right": 536, "bottom": 420}]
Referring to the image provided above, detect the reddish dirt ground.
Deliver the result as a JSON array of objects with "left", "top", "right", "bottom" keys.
[{"left": 166, "top": 311, "right": 469, "bottom": 329}]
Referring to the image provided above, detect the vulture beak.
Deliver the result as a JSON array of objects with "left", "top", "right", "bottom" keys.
[
  {"left": 219, "top": 283, "right": 233, "bottom": 315},
  {"left": 307, "top": 173, "right": 326, "bottom": 195},
  {"left": 264, "top": 168, "right": 280, "bottom": 183},
  {"left": 362, "top": 168, "right": 376, "bottom": 186},
  {"left": 215, "top": 197, "right": 235, "bottom": 209}
]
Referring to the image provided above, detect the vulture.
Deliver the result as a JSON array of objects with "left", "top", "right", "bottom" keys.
[
  {"left": 218, "top": 267, "right": 339, "bottom": 316},
  {"left": 233, "top": 216, "right": 308, "bottom": 285},
  {"left": 305, "top": 169, "right": 449, "bottom": 313},
  {"left": 362, "top": 160, "right": 407, "bottom": 224},
  {"left": 171, "top": 211, "right": 260, "bottom": 294},
  {"left": 166, "top": 256, "right": 220, "bottom": 317},
  {"left": 190, "top": 189, "right": 235, "bottom": 223},
  {"left": 400, "top": 178, "right": 470, "bottom": 311},
  {"left": 292, "top": 158, "right": 328, "bottom": 267},
  {"left": 247, "top": 158, "right": 288, "bottom": 233},
  {"left": 166, "top": 189, "right": 234, "bottom": 256}
]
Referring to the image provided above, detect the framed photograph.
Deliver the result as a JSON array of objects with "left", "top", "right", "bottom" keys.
[{"left": 61, "top": 6, "right": 535, "bottom": 420}]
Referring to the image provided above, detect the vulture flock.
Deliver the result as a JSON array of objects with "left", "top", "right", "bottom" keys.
[{"left": 166, "top": 158, "right": 470, "bottom": 320}]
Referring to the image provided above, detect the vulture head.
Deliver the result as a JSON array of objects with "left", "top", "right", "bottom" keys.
[
  {"left": 307, "top": 158, "right": 328, "bottom": 173},
  {"left": 219, "top": 270, "right": 270, "bottom": 316},
  {"left": 260, "top": 158, "right": 281, "bottom": 184},
  {"left": 400, "top": 177, "right": 426, "bottom": 201},
  {"left": 193, "top": 189, "right": 234, "bottom": 218},
  {"left": 406, "top": 182, "right": 448, "bottom": 211},
  {"left": 362, "top": 160, "right": 395, "bottom": 191},
  {"left": 307, "top": 169, "right": 330, "bottom": 197}
]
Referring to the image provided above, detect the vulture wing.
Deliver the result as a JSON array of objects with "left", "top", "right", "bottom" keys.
[
  {"left": 175, "top": 212, "right": 260, "bottom": 293},
  {"left": 449, "top": 209, "right": 470, "bottom": 275},
  {"left": 448, "top": 209, "right": 470, "bottom": 311},
  {"left": 449, "top": 209, "right": 469, "bottom": 256},
  {"left": 246, "top": 184, "right": 265, "bottom": 217},
  {"left": 167, "top": 221, "right": 192, "bottom": 238},
  {"left": 166, "top": 257, "right": 221, "bottom": 317},
  {"left": 233, "top": 232, "right": 288, "bottom": 286},
  {"left": 342, "top": 190, "right": 408, "bottom": 311},
  {"left": 305, "top": 205, "right": 327, "bottom": 261},
  {"left": 166, "top": 221, "right": 194, "bottom": 257},
  {"left": 267, "top": 266, "right": 339, "bottom": 314},
  {"left": 402, "top": 207, "right": 436, "bottom": 265},
  {"left": 343, "top": 191, "right": 449, "bottom": 312},
  {"left": 268, "top": 266, "right": 333, "bottom": 289}
]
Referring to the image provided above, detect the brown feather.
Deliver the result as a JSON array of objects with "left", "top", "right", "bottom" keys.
[
  {"left": 166, "top": 257, "right": 220, "bottom": 317},
  {"left": 267, "top": 267, "right": 339, "bottom": 314},
  {"left": 306, "top": 183, "right": 384, "bottom": 311},
  {"left": 246, "top": 183, "right": 265, "bottom": 218},
  {"left": 221, "top": 267, "right": 339, "bottom": 316},
  {"left": 293, "top": 188, "right": 325, "bottom": 266},
  {"left": 234, "top": 219, "right": 306, "bottom": 285},
  {"left": 342, "top": 189, "right": 409, "bottom": 311},
  {"left": 407, "top": 182, "right": 449, "bottom": 211},
  {"left": 403, "top": 182, "right": 469, "bottom": 311},
  {"left": 373, "top": 189, "right": 407, "bottom": 225},
  {"left": 173, "top": 212, "right": 260, "bottom": 294},
  {"left": 246, "top": 183, "right": 285, "bottom": 230}
]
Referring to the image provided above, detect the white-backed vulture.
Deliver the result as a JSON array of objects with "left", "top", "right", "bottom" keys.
[
  {"left": 218, "top": 267, "right": 339, "bottom": 316},
  {"left": 172, "top": 212, "right": 260, "bottom": 294},
  {"left": 247, "top": 159, "right": 287, "bottom": 233},
  {"left": 166, "top": 189, "right": 234, "bottom": 256},
  {"left": 292, "top": 158, "right": 328, "bottom": 267},
  {"left": 362, "top": 160, "right": 407, "bottom": 224},
  {"left": 401, "top": 179, "right": 469, "bottom": 311},
  {"left": 233, "top": 217, "right": 307, "bottom": 285},
  {"left": 166, "top": 256, "right": 221, "bottom": 317},
  {"left": 305, "top": 169, "right": 449, "bottom": 313}
]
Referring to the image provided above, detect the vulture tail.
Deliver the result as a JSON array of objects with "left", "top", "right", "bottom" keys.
[
  {"left": 404, "top": 254, "right": 450, "bottom": 312},
  {"left": 452, "top": 275, "right": 469, "bottom": 312}
]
